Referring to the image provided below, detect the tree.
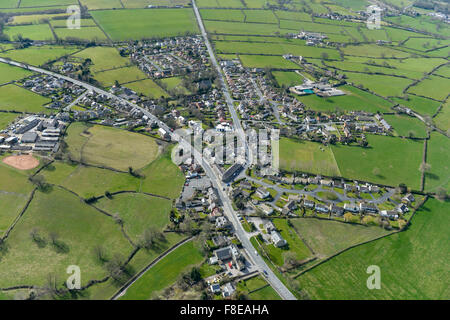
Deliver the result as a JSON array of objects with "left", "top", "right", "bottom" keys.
[
  {"left": 419, "top": 162, "right": 431, "bottom": 173},
  {"left": 29, "top": 174, "right": 49, "bottom": 191},
  {"left": 343, "top": 212, "right": 353, "bottom": 222},
  {"left": 93, "top": 245, "right": 108, "bottom": 263},
  {"left": 436, "top": 188, "right": 448, "bottom": 201}
]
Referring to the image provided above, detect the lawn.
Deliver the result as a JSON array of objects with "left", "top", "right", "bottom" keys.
[
  {"left": 332, "top": 135, "right": 423, "bottom": 190},
  {"left": 65, "top": 123, "right": 160, "bottom": 171},
  {"left": 296, "top": 85, "right": 393, "bottom": 113},
  {"left": 120, "top": 240, "right": 204, "bottom": 300},
  {"left": 0, "top": 84, "right": 51, "bottom": 114},
  {"left": 296, "top": 198, "right": 449, "bottom": 299},
  {"left": 424, "top": 132, "right": 450, "bottom": 193},
  {"left": 279, "top": 138, "right": 341, "bottom": 177},
  {"left": 291, "top": 218, "right": 390, "bottom": 258},
  {"left": 91, "top": 8, "right": 199, "bottom": 41},
  {"left": 0, "top": 188, "right": 134, "bottom": 288}
]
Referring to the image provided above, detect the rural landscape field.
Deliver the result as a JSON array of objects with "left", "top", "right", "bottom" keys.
[{"left": 0, "top": 0, "right": 448, "bottom": 305}]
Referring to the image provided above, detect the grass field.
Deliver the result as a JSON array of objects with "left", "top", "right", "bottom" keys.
[
  {"left": 120, "top": 240, "right": 204, "bottom": 300},
  {"left": 124, "top": 79, "right": 169, "bottom": 99},
  {"left": 79, "top": 0, "right": 123, "bottom": 9},
  {"left": 65, "top": 123, "right": 159, "bottom": 171},
  {"left": 408, "top": 75, "right": 450, "bottom": 101},
  {"left": 296, "top": 85, "right": 393, "bottom": 113},
  {"left": 332, "top": 135, "right": 423, "bottom": 190},
  {"left": 0, "top": 45, "right": 80, "bottom": 66},
  {"left": 159, "top": 77, "right": 190, "bottom": 95},
  {"left": 279, "top": 138, "right": 341, "bottom": 177},
  {"left": 383, "top": 114, "right": 428, "bottom": 138},
  {"left": 296, "top": 198, "right": 449, "bottom": 299},
  {"left": 3, "top": 24, "right": 55, "bottom": 41},
  {"left": 0, "top": 193, "right": 29, "bottom": 237},
  {"left": 94, "top": 66, "right": 148, "bottom": 87},
  {"left": 291, "top": 218, "right": 390, "bottom": 258},
  {"left": 95, "top": 193, "right": 172, "bottom": 243},
  {"left": 391, "top": 95, "right": 441, "bottom": 116},
  {"left": 239, "top": 54, "right": 300, "bottom": 69},
  {"left": 0, "top": 113, "right": 18, "bottom": 130},
  {"left": 0, "top": 188, "right": 134, "bottom": 288},
  {"left": 344, "top": 72, "right": 413, "bottom": 97},
  {"left": 272, "top": 71, "right": 305, "bottom": 87},
  {"left": 54, "top": 27, "right": 108, "bottom": 42},
  {"left": 0, "top": 61, "right": 32, "bottom": 85},
  {"left": 433, "top": 101, "right": 449, "bottom": 132},
  {"left": 424, "top": 132, "right": 450, "bottom": 193},
  {"left": 20, "top": 0, "right": 76, "bottom": 6},
  {"left": 73, "top": 47, "right": 130, "bottom": 72},
  {"left": 8, "top": 13, "right": 69, "bottom": 25},
  {"left": 0, "top": 84, "right": 51, "bottom": 114},
  {"left": 91, "top": 9, "right": 198, "bottom": 41}
]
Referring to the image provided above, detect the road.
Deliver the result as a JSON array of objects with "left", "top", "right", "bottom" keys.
[
  {"left": 0, "top": 54, "right": 297, "bottom": 300},
  {"left": 192, "top": 0, "right": 296, "bottom": 300}
]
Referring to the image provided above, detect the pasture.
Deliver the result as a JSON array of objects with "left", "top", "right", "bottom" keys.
[
  {"left": 91, "top": 9, "right": 199, "bottom": 41},
  {"left": 124, "top": 79, "right": 169, "bottom": 99},
  {"left": 73, "top": 47, "right": 130, "bottom": 72},
  {"left": 0, "top": 63, "right": 32, "bottom": 85},
  {"left": 0, "top": 45, "right": 80, "bottom": 66},
  {"left": 94, "top": 66, "right": 148, "bottom": 87},
  {"left": 239, "top": 55, "right": 300, "bottom": 69},
  {"left": 383, "top": 114, "right": 428, "bottom": 138},
  {"left": 54, "top": 27, "right": 108, "bottom": 42},
  {"left": 332, "top": 135, "right": 423, "bottom": 190},
  {"left": 65, "top": 122, "right": 160, "bottom": 171},
  {"left": 279, "top": 138, "right": 341, "bottom": 177},
  {"left": 3, "top": 24, "right": 55, "bottom": 41},
  {"left": 0, "top": 113, "right": 18, "bottom": 130},
  {"left": 424, "top": 132, "right": 450, "bottom": 192},
  {"left": 296, "top": 198, "right": 449, "bottom": 299},
  {"left": 408, "top": 75, "right": 450, "bottom": 101},
  {"left": 120, "top": 240, "right": 204, "bottom": 300},
  {"left": 0, "top": 84, "right": 51, "bottom": 114}
]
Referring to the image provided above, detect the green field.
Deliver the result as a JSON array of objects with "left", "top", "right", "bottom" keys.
[
  {"left": 73, "top": 47, "right": 130, "bottom": 72},
  {"left": 280, "top": 138, "right": 341, "bottom": 177},
  {"left": 54, "top": 27, "right": 108, "bottom": 42},
  {"left": 95, "top": 193, "right": 172, "bottom": 243},
  {"left": 296, "top": 198, "right": 449, "bottom": 299},
  {"left": 3, "top": 24, "right": 55, "bottom": 41},
  {"left": 65, "top": 123, "right": 160, "bottom": 171},
  {"left": 291, "top": 218, "right": 390, "bottom": 258},
  {"left": 0, "top": 113, "right": 18, "bottom": 130},
  {"left": 159, "top": 77, "right": 190, "bottom": 95},
  {"left": 408, "top": 75, "right": 450, "bottom": 101},
  {"left": 344, "top": 72, "right": 413, "bottom": 97},
  {"left": 120, "top": 240, "right": 204, "bottom": 300},
  {"left": 0, "top": 63, "right": 32, "bottom": 85},
  {"left": 434, "top": 101, "right": 449, "bottom": 132},
  {"left": 391, "top": 95, "right": 441, "bottom": 116},
  {"left": 80, "top": 0, "right": 123, "bottom": 9},
  {"left": 91, "top": 9, "right": 199, "bottom": 41},
  {"left": 296, "top": 85, "right": 393, "bottom": 113},
  {"left": 332, "top": 135, "right": 423, "bottom": 190},
  {"left": 239, "top": 54, "right": 300, "bottom": 69},
  {"left": 0, "top": 188, "right": 134, "bottom": 288},
  {"left": 272, "top": 71, "right": 304, "bottom": 87},
  {"left": 124, "top": 79, "right": 169, "bottom": 99},
  {"left": 0, "top": 45, "right": 80, "bottom": 66},
  {"left": 425, "top": 132, "right": 450, "bottom": 193},
  {"left": 0, "top": 84, "right": 51, "bottom": 114},
  {"left": 384, "top": 114, "right": 428, "bottom": 138},
  {"left": 94, "top": 66, "right": 148, "bottom": 87}
]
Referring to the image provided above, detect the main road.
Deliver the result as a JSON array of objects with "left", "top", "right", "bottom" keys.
[{"left": 0, "top": 39, "right": 297, "bottom": 300}]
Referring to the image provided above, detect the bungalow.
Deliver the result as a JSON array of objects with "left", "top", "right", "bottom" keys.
[
  {"left": 271, "top": 231, "right": 287, "bottom": 247},
  {"left": 283, "top": 200, "right": 297, "bottom": 214},
  {"left": 256, "top": 187, "right": 270, "bottom": 199},
  {"left": 330, "top": 204, "right": 344, "bottom": 216},
  {"left": 380, "top": 210, "right": 399, "bottom": 220},
  {"left": 320, "top": 179, "right": 333, "bottom": 187},
  {"left": 315, "top": 203, "right": 329, "bottom": 214},
  {"left": 396, "top": 203, "right": 409, "bottom": 214},
  {"left": 222, "top": 282, "right": 236, "bottom": 298},
  {"left": 259, "top": 203, "right": 274, "bottom": 216},
  {"left": 214, "top": 247, "right": 232, "bottom": 262},
  {"left": 344, "top": 203, "right": 360, "bottom": 213},
  {"left": 402, "top": 193, "right": 415, "bottom": 204},
  {"left": 303, "top": 200, "right": 315, "bottom": 209},
  {"left": 359, "top": 202, "right": 378, "bottom": 214}
]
